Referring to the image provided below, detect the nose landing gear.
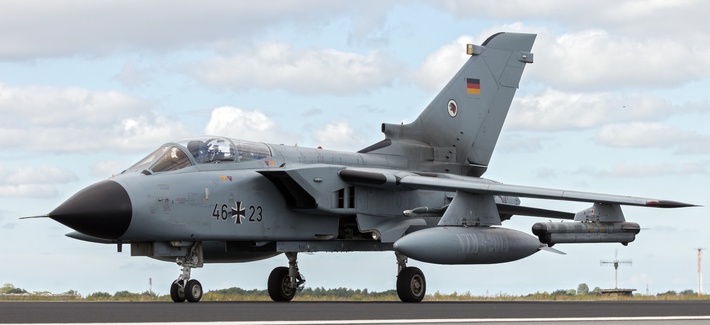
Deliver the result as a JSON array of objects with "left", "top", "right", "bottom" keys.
[{"left": 170, "top": 242, "right": 204, "bottom": 303}]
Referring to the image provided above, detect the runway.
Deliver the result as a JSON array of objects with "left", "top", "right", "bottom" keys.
[{"left": 2, "top": 300, "right": 710, "bottom": 324}]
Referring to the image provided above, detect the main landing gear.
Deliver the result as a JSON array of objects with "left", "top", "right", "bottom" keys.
[
  {"left": 396, "top": 252, "right": 426, "bottom": 303},
  {"left": 267, "top": 252, "right": 306, "bottom": 301},
  {"left": 170, "top": 242, "right": 204, "bottom": 303},
  {"left": 265, "top": 251, "right": 425, "bottom": 303}
]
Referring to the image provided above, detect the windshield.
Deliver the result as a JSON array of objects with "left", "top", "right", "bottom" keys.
[
  {"left": 129, "top": 146, "right": 170, "bottom": 171},
  {"left": 126, "top": 145, "right": 192, "bottom": 173},
  {"left": 151, "top": 146, "right": 191, "bottom": 172},
  {"left": 125, "top": 137, "right": 272, "bottom": 173}
]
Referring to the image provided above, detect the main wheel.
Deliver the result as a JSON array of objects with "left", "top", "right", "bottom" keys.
[
  {"left": 397, "top": 266, "right": 426, "bottom": 303},
  {"left": 170, "top": 281, "right": 186, "bottom": 303},
  {"left": 268, "top": 266, "right": 296, "bottom": 302},
  {"left": 185, "top": 279, "right": 203, "bottom": 302}
]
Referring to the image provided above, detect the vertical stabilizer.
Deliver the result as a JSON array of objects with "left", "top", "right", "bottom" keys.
[{"left": 369, "top": 32, "right": 535, "bottom": 176}]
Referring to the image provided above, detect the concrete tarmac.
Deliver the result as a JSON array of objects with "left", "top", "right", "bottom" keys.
[{"left": 1, "top": 300, "right": 710, "bottom": 324}]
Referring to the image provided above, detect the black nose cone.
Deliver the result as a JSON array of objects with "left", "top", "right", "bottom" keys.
[{"left": 50, "top": 180, "right": 132, "bottom": 240}]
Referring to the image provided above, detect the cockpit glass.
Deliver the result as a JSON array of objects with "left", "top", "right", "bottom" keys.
[
  {"left": 126, "top": 145, "right": 194, "bottom": 173},
  {"left": 125, "top": 137, "right": 272, "bottom": 174},
  {"left": 150, "top": 146, "right": 192, "bottom": 172},
  {"left": 177, "top": 137, "right": 271, "bottom": 164},
  {"left": 183, "top": 138, "right": 237, "bottom": 163},
  {"left": 127, "top": 146, "right": 170, "bottom": 171},
  {"left": 235, "top": 141, "right": 271, "bottom": 161}
]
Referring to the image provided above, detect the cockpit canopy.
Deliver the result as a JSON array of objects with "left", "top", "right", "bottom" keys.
[{"left": 126, "top": 137, "right": 271, "bottom": 173}]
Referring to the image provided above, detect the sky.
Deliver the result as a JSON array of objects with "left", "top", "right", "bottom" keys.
[{"left": 1, "top": 0, "right": 709, "bottom": 297}]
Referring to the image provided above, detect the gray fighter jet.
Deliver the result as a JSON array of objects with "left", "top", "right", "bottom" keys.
[{"left": 43, "top": 32, "right": 695, "bottom": 303}]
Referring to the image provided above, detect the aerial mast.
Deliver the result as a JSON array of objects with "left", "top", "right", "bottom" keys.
[
  {"left": 600, "top": 250, "right": 632, "bottom": 289},
  {"left": 697, "top": 248, "right": 705, "bottom": 296}
]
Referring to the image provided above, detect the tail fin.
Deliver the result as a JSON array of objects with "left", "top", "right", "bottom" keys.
[{"left": 363, "top": 32, "right": 535, "bottom": 176}]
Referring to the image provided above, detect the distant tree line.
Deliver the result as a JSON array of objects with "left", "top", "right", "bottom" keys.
[
  {"left": 657, "top": 289, "right": 698, "bottom": 296},
  {"left": 85, "top": 290, "right": 157, "bottom": 301},
  {"left": 0, "top": 282, "right": 706, "bottom": 301},
  {"left": 1, "top": 283, "right": 28, "bottom": 294},
  {"left": 529, "top": 283, "right": 702, "bottom": 298},
  {"left": 211, "top": 286, "right": 396, "bottom": 298}
]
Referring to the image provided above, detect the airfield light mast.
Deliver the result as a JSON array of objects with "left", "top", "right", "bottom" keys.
[
  {"left": 600, "top": 250, "right": 632, "bottom": 289},
  {"left": 697, "top": 248, "right": 706, "bottom": 296}
]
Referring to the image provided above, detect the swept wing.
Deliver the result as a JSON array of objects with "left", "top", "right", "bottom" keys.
[{"left": 339, "top": 168, "right": 695, "bottom": 209}]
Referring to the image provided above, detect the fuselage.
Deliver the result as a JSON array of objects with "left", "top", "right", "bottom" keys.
[{"left": 50, "top": 136, "right": 462, "bottom": 262}]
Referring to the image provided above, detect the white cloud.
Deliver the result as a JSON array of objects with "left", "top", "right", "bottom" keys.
[
  {"left": 507, "top": 89, "right": 710, "bottom": 153},
  {"left": 4, "top": 2, "right": 710, "bottom": 94},
  {"left": 595, "top": 122, "right": 710, "bottom": 154},
  {"left": 528, "top": 29, "right": 710, "bottom": 90},
  {"left": 436, "top": 0, "right": 709, "bottom": 40},
  {"left": 437, "top": 0, "right": 591, "bottom": 20},
  {"left": 507, "top": 88, "right": 697, "bottom": 131},
  {"left": 346, "top": 3, "right": 394, "bottom": 46},
  {"left": 112, "top": 61, "right": 154, "bottom": 88},
  {"left": 596, "top": 122, "right": 690, "bottom": 148},
  {"left": 496, "top": 132, "right": 549, "bottom": 154},
  {"left": 91, "top": 160, "right": 132, "bottom": 178},
  {"left": 0, "top": 83, "right": 190, "bottom": 153},
  {"left": 416, "top": 22, "right": 710, "bottom": 91},
  {"left": 191, "top": 42, "right": 401, "bottom": 95},
  {"left": 0, "top": 1, "right": 374, "bottom": 59},
  {"left": 0, "top": 165, "right": 78, "bottom": 198},
  {"left": 312, "top": 121, "right": 363, "bottom": 151},
  {"left": 204, "top": 106, "right": 286, "bottom": 143},
  {"left": 112, "top": 115, "right": 190, "bottom": 151},
  {"left": 0, "top": 184, "right": 58, "bottom": 198},
  {"left": 0, "top": 83, "right": 146, "bottom": 126},
  {"left": 412, "top": 35, "right": 473, "bottom": 92},
  {"left": 579, "top": 162, "right": 707, "bottom": 178},
  {"left": 0, "top": 166, "right": 77, "bottom": 185}
]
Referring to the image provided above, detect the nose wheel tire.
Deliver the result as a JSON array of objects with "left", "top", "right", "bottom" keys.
[
  {"left": 397, "top": 266, "right": 426, "bottom": 303},
  {"left": 268, "top": 266, "right": 296, "bottom": 302},
  {"left": 185, "top": 279, "right": 203, "bottom": 302}
]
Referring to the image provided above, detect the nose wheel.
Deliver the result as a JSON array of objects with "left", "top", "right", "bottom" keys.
[{"left": 170, "top": 242, "right": 204, "bottom": 303}]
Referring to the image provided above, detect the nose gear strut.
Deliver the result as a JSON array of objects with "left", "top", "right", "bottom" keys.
[{"left": 170, "top": 242, "right": 204, "bottom": 303}]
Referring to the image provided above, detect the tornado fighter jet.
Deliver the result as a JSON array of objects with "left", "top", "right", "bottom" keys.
[{"left": 44, "top": 32, "right": 695, "bottom": 303}]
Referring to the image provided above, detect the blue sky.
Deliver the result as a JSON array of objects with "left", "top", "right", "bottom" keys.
[{"left": 1, "top": 1, "right": 708, "bottom": 297}]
